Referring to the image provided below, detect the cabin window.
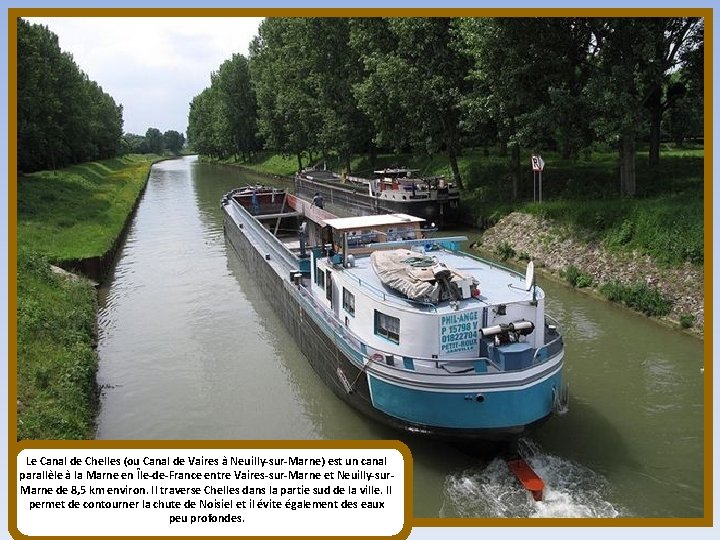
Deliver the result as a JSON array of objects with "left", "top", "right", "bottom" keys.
[
  {"left": 325, "top": 270, "right": 333, "bottom": 301},
  {"left": 343, "top": 288, "right": 355, "bottom": 316},
  {"left": 374, "top": 310, "right": 400, "bottom": 344},
  {"left": 316, "top": 266, "right": 325, "bottom": 289}
]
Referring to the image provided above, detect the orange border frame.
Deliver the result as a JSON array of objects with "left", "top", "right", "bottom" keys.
[{"left": 7, "top": 7, "right": 714, "bottom": 534}]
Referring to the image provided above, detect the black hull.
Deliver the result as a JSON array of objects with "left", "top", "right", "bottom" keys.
[
  {"left": 294, "top": 176, "right": 459, "bottom": 227},
  {"left": 222, "top": 207, "right": 545, "bottom": 444}
]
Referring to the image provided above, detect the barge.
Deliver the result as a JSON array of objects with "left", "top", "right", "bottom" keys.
[
  {"left": 295, "top": 167, "right": 460, "bottom": 227},
  {"left": 222, "top": 186, "right": 567, "bottom": 443}
]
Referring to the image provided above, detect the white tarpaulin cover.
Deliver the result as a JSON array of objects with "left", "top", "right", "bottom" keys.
[{"left": 370, "top": 249, "right": 477, "bottom": 303}]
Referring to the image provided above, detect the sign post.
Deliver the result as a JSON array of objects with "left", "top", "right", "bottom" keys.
[{"left": 531, "top": 155, "right": 545, "bottom": 203}]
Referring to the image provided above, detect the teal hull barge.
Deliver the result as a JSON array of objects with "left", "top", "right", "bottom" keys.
[{"left": 222, "top": 186, "right": 567, "bottom": 443}]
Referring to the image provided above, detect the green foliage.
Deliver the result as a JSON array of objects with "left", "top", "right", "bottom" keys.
[
  {"left": 563, "top": 265, "right": 593, "bottom": 288},
  {"left": 144, "top": 128, "right": 164, "bottom": 155},
  {"left": 606, "top": 218, "right": 635, "bottom": 248},
  {"left": 543, "top": 199, "right": 702, "bottom": 267},
  {"left": 163, "top": 130, "right": 185, "bottom": 154},
  {"left": 679, "top": 314, "right": 696, "bottom": 329},
  {"left": 17, "top": 155, "right": 157, "bottom": 261},
  {"left": 17, "top": 19, "right": 124, "bottom": 172},
  {"left": 16, "top": 156, "right": 157, "bottom": 439},
  {"left": 599, "top": 281, "right": 673, "bottom": 317},
  {"left": 459, "top": 18, "right": 595, "bottom": 162},
  {"left": 17, "top": 248, "right": 99, "bottom": 439},
  {"left": 121, "top": 129, "right": 185, "bottom": 155},
  {"left": 246, "top": 19, "right": 370, "bottom": 171},
  {"left": 350, "top": 18, "right": 470, "bottom": 185},
  {"left": 188, "top": 53, "right": 259, "bottom": 161},
  {"left": 495, "top": 242, "right": 516, "bottom": 261},
  {"left": 186, "top": 16, "right": 702, "bottom": 200}
]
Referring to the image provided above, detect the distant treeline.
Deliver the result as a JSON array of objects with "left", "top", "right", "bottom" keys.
[
  {"left": 187, "top": 17, "right": 704, "bottom": 197},
  {"left": 17, "top": 19, "right": 185, "bottom": 173},
  {"left": 122, "top": 129, "right": 185, "bottom": 156}
]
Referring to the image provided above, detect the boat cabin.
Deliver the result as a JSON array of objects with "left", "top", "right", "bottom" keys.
[{"left": 323, "top": 214, "right": 426, "bottom": 255}]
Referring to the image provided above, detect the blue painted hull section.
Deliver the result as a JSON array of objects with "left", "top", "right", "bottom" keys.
[
  {"left": 222, "top": 192, "right": 566, "bottom": 443},
  {"left": 368, "top": 371, "right": 563, "bottom": 429}
]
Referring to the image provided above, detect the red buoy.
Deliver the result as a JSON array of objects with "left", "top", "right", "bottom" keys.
[{"left": 506, "top": 458, "right": 545, "bottom": 501}]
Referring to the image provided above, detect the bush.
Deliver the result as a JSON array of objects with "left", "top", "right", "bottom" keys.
[
  {"left": 495, "top": 241, "right": 516, "bottom": 261},
  {"left": 563, "top": 265, "right": 593, "bottom": 288},
  {"left": 606, "top": 218, "right": 634, "bottom": 248},
  {"left": 599, "top": 281, "right": 673, "bottom": 317},
  {"left": 680, "top": 314, "right": 696, "bottom": 329}
]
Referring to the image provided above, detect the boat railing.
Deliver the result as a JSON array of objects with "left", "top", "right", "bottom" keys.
[
  {"left": 292, "top": 278, "right": 562, "bottom": 377},
  {"left": 228, "top": 198, "right": 300, "bottom": 271},
  {"left": 533, "top": 314, "right": 564, "bottom": 363},
  {"left": 457, "top": 249, "right": 526, "bottom": 280},
  {"left": 367, "top": 236, "right": 468, "bottom": 252}
]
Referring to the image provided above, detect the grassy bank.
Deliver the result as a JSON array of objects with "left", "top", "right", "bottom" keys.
[
  {"left": 18, "top": 155, "right": 161, "bottom": 260},
  {"left": 16, "top": 154, "right": 160, "bottom": 440},
  {"left": 454, "top": 145, "right": 704, "bottom": 267}
]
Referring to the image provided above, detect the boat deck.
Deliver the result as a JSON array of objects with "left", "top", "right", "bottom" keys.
[{"left": 323, "top": 245, "right": 538, "bottom": 312}]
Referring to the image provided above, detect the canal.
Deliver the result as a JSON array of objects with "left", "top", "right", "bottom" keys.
[{"left": 95, "top": 156, "right": 705, "bottom": 518}]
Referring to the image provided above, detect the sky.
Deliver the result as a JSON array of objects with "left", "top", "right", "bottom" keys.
[{"left": 26, "top": 17, "right": 265, "bottom": 136}]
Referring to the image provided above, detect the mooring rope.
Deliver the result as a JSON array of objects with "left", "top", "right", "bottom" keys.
[{"left": 349, "top": 353, "right": 384, "bottom": 392}]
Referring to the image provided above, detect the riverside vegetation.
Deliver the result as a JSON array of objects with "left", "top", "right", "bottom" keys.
[{"left": 16, "top": 155, "right": 160, "bottom": 439}]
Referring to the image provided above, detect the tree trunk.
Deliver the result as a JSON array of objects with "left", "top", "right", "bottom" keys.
[
  {"left": 296, "top": 153, "right": 303, "bottom": 172},
  {"left": 447, "top": 148, "right": 464, "bottom": 190},
  {"left": 511, "top": 143, "right": 520, "bottom": 200},
  {"left": 619, "top": 134, "right": 636, "bottom": 197},
  {"left": 345, "top": 155, "right": 352, "bottom": 176},
  {"left": 499, "top": 140, "right": 508, "bottom": 157},
  {"left": 647, "top": 85, "right": 662, "bottom": 168},
  {"left": 648, "top": 107, "right": 662, "bottom": 168}
]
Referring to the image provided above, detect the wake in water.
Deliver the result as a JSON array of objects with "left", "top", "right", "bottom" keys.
[{"left": 440, "top": 439, "right": 624, "bottom": 518}]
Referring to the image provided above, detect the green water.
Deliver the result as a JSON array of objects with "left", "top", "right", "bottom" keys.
[{"left": 96, "top": 157, "right": 705, "bottom": 518}]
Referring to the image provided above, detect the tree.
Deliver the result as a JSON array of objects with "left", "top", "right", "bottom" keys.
[
  {"left": 87, "top": 81, "right": 124, "bottom": 159},
  {"left": 17, "top": 19, "right": 124, "bottom": 171},
  {"left": 187, "top": 86, "right": 227, "bottom": 158},
  {"left": 351, "top": 18, "right": 471, "bottom": 188},
  {"left": 144, "top": 127, "right": 163, "bottom": 155},
  {"left": 212, "top": 54, "right": 259, "bottom": 162},
  {"left": 250, "top": 18, "right": 320, "bottom": 171},
  {"left": 664, "top": 39, "right": 704, "bottom": 144},
  {"left": 163, "top": 130, "right": 185, "bottom": 154},
  {"left": 459, "top": 18, "right": 595, "bottom": 199},
  {"left": 641, "top": 18, "right": 703, "bottom": 166},
  {"left": 121, "top": 133, "right": 147, "bottom": 154},
  {"left": 298, "top": 18, "right": 372, "bottom": 174}
]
